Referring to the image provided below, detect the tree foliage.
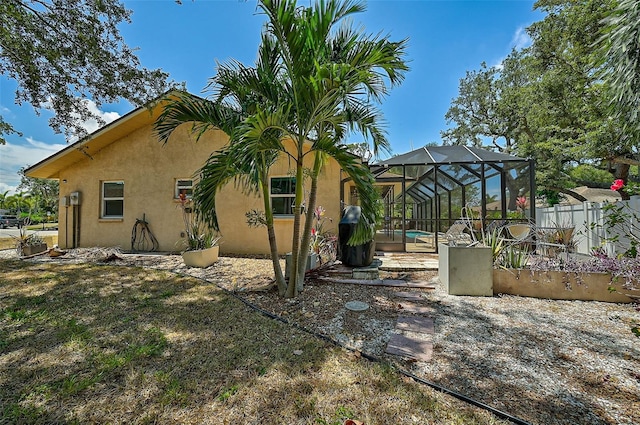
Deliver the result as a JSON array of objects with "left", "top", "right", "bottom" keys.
[
  {"left": 17, "top": 166, "right": 59, "bottom": 214},
  {"left": 442, "top": 0, "right": 638, "bottom": 201},
  {"left": 599, "top": 0, "right": 640, "bottom": 146},
  {"left": 0, "top": 0, "right": 171, "bottom": 143}
]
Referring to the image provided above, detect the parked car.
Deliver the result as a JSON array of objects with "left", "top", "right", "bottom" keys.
[{"left": 0, "top": 215, "right": 21, "bottom": 229}]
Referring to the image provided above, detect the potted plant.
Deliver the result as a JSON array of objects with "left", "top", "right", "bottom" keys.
[
  {"left": 177, "top": 192, "right": 221, "bottom": 268},
  {"left": 13, "top": 225, "right": 48, "bottom": 257}
]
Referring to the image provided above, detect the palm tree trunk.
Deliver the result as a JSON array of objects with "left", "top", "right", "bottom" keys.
[
  {"left": 286, "top": 150, "right": 305, "bottom": 298},
  {"left": 260, "top": 172, "right": 286, "bottom": 296},
  {"left": 295, "top": 154, "right": 321, "bottom": 292}
]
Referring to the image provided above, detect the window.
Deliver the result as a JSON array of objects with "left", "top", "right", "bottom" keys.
[
  {"left": 270, "top": 177, "right": 296, "bottom": 216},
  {"left": 102, "top": 181, "right": 124, "bottom": 218},
  {"left": 175, "top": 179, "right": 194, "bottom": 199}
]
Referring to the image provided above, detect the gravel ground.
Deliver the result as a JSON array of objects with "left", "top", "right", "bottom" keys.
[{"left": 3, "top": 247, "right": 639, "bottom": 425}]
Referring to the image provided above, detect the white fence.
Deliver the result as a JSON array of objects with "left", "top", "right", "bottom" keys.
[{"left": 535, "top": 197, "right": 640, "bottom": 256}]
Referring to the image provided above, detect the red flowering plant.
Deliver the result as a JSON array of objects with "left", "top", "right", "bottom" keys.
[
  {"left": 506, "top": 195, "right": 528, "bottom": 219},
  {"left": 516, "top": 196, "right": 527, "bottom": 216},
  {"left": 611, "top": 179, "right": 640, "bottom": 196},
  {"left": 309, "top": 206, "right": 337, "bottom": 264}
]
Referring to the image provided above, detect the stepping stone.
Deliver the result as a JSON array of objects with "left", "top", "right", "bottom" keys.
[
  {"left": 385, "top": 333, "right": 433, "bottom": 361},
  {"left": 352, "top": 266, "right": 379, "bottom": 280},
  {"left": 398, "top": 302, "right": 433, "bottom": 315},
  {"left": 396, "top": 316, "right": 434, "bottom": 334},
  {"left": 345, "top": 301, "right": 369, "bottom": 311}
]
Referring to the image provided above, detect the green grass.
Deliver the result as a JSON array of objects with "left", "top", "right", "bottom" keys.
[
  {"left": 0, "top": 259, "right": 507, "bottom": 424},
  {"left": 25, "top": 222, "right": 59, "bottom": 231}
]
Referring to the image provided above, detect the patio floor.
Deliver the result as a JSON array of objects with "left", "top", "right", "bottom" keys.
[{"left": 376, "top": 251, "right": 439, "bottom": 271}]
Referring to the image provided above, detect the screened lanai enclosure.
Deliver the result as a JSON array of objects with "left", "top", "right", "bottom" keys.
[{"left": 353, "top": 145, "right": 535, "bottom": 253}]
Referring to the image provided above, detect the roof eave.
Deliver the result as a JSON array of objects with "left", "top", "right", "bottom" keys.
[{"left": 25, "top": 89, "right": 187, "bottom": 179}]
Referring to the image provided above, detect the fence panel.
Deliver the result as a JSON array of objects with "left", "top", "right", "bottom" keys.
[{"left": 535, "top": 197, "right": 640, "bottom": 256}]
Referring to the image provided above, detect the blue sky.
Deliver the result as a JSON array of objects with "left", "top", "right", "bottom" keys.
[{"left": 0, "top": 0, "right": 542, "bottom": 194}]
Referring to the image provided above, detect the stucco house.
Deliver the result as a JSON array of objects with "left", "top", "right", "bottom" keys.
[{"left": 25, "top": 92, "right": 347, "bottom": 255}]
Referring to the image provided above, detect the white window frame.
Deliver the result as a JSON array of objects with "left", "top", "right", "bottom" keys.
[
  {"left": 101, "top": 180, "right": 124, "bottom": 218},
  {"left": 270, "top": 176, "right": 296, "bottom": 216},
  {"left": 175, "top": 178, "right": 194, "bottom": 199}
]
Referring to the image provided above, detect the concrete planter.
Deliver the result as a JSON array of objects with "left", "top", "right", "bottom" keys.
[
  {"left": 181, "top": 246, "right": 219, "bottom": 268},
  {"left": 438, "top": 243, "right": 493, "bottom": 296},
  {"left": 493, "top": 269, "right": 640, "bottom": 303},
  {"left": 22, "top": 243, "right": 48, "bottom": 257}
]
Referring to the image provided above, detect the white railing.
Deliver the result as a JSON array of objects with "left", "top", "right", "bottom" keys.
[{"left": 535, "top": 197, "right": 640, "bottom": 256}]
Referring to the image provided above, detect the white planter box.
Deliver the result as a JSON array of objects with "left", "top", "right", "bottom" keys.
[
  {"left": 181, "top": 246, "right": 219, "bottom": 268},
  {"left": 438, "top": 243, "right": 493, "bottom": 296}
]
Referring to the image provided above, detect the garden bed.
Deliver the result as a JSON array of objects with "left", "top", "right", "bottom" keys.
[{"left": 493, "top": 268, "right": 640, "bottom": 303}]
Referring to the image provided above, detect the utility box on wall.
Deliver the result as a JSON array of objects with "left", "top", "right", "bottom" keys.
[
  {"left": 70, "top": 192, "right": 81, "bottom": 205},
  {"left": 60, "top": 196, "right": 69, "bottom": 207}
]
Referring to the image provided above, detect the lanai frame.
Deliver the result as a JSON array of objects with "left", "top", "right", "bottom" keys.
[{"left": 341, "top": 145, "right": 535, "bottom": 253}]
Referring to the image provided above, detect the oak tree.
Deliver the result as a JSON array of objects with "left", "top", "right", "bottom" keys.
[{"left": 0, "top": 0, "right": 171, "bottom": 144}]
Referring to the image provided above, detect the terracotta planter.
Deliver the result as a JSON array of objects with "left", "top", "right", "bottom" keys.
[
  {"left": 22, "top": 243, "right": 48, "bottom": 256},
  {"left": 493, "top": 268, "right": 640, "bottom": 303},
  {"left": 181, "top": 246, "right": 219, "bottom": 268}
]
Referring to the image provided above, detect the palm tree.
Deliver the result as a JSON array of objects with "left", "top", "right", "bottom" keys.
[
  {"left": 0, "top": 190, "right": 9, "bottom": 210},
  {"left": 5, "top": 192, "right": 29, "bottom": 216},
  {"left": 156, "top": 0, "right": 408, "bottom": 298},
  {"left": 155, "top": 36, "right": 290, "bottom": 295},
  {"left": 251, "top": 0, "right": 408, "bottom": 297}
]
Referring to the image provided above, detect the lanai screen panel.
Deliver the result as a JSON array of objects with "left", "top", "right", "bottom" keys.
[{"left": 371, "top": 146, "right": 534, "bottom": 252}]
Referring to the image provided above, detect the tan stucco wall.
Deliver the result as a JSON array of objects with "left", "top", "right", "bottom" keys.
[{"left": 57, "top": 123, "right": 343, "bottom": 255}]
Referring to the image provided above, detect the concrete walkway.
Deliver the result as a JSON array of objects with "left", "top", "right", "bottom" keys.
[
  {"left": 385, "top": 288, "right": 436, "bottom": 362},
  {"left": 376, "top": 251, "right": 439, "bottom": 271},
  {"left": 375, "top": 253, "right": 439, "bottom": 362}
]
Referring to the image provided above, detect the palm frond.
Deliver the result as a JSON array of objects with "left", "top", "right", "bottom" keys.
[
  {"left": 319, "top": 143, "right": 380, "bottom": 245},
  {"left": 194, "top": 142, "right": 279, "bottom": 231},
  {"left": 154, "top": 92, "right": 240, "bottom": 144}
]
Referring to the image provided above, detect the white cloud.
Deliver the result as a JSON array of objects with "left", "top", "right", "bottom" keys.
[
  {"left": 0, "top": 100, "right": 121, "bottom": 194},
  {"left": 0, "top": 180, "right": 17, "bottom": 196},
  {"left": 491, "top": 26, "right": 533, "bottom": 71},
  {"left": 40, "top": 98, "right": 121, "bottom": 141},
  {"left": 0, "top": 137, "right": 67, "bottom": 195},
  {"left": 511, "top": 26, "right": 532, "bottom": 50},
  {"left": 76, "top": 99, "right": 121, "bottom": 135}
]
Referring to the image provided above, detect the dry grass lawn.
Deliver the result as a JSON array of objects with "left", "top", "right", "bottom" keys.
[{"left": 0, "top": 259, "right": 508, "bottom": 425}]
